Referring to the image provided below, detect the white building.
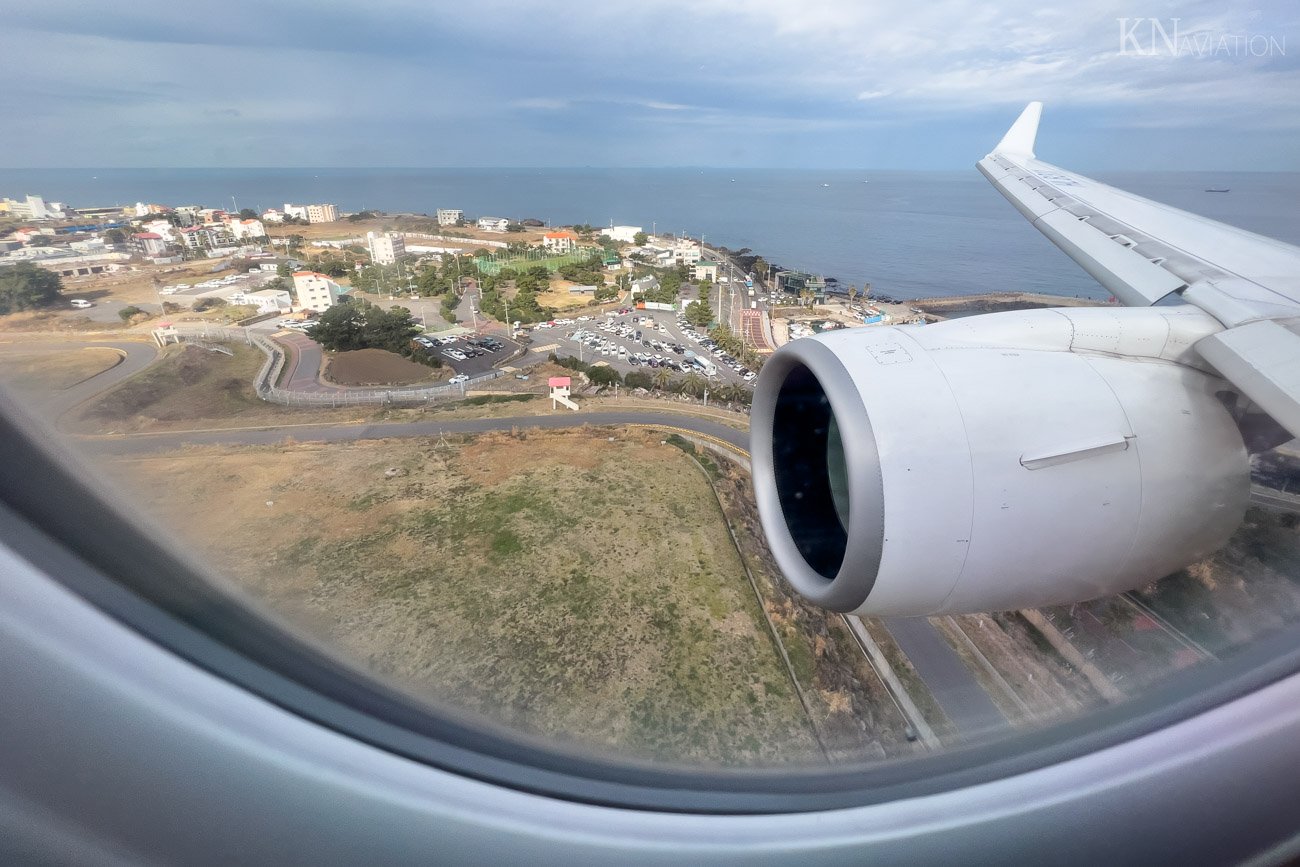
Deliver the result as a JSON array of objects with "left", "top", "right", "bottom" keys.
[
  {"left": 306, "top": 203, "right": 339, "bottom": 223},
  {"left": 178, "top": 226, "right": 215, "bottom": 251},
  {"left": 261, "top": 209, "right": 285, "bottom": 223},
  {"left": 477, "top": 217, "right": 510, "bottom": 233},
  {"left": 282, "top": 204, "right": 309, "bottom": 221},
  {"left": 366, "top": 231, "right": 406, "bottom": 265},
  {"left": 2, "top": 195, "right": 61, "bottom": 221},
  {"left": 233, "top": 288, "right": 293, "bottom": 314},
  {"left": 673, "top": 240, "right": 702, "bottom": 265},
  {"left": 140, "top": 219, "right": 178, "bottom": 243},
  {"left": 436, "top": 209, "right": 463, "bottom": 226},
  {"left": 542, "top": 230, "right": 578, "bottom": 254},
  {"left": 130, "top": 233, "right": 169, "bottom": 257},
  {"left": 604, "top": 225, "right": 643, "bottom": 244},
  {"left": 226, "top": 218, "right": 266, "bottom": 241},
  {"left": 690, "top": 260, "right": 719, "bottom": 282},
  {"left": 292, "top": 271, "right": 345, "bottom": 312}
]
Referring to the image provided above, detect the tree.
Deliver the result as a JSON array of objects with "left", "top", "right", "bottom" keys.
[
  {"left": 752, "top": 257, "right": 769, "bottom": 281},
  {"left": 307, "top": 299, "right": 421, "bottom": 357},
  {"left": 587, "top": 365, "right": 622, "bottom": 387},
  {"left": 633, "top": 231, "right": 648, "bottom": 246},
  {"left": 624, "top": 371, "right": 653, "bottom": 390},
  {"left": 846, "top": 284, "right": 858, "bottom": 305},
  {"left": 684, "top": 300, "right": 712, "bottom": 328},
  {"left": 117, "top": 305, "right": 145, "bottom": 321},
  {"left": 238, "top": 209, "right": 259, "bottom": 220},
  {"left": 104, "top": 228, "right": 127, "bottom": 245},
  {"left": 277, "top": 262, "right": 293, "bottom": 279},
  {"left": 681, "top": 372, "right": 705, "bottom": 397},
  {"left": 652, "top": 368, "right": 672, "bottom": 391},
  {"left": 0, "top": 263, "right": 62, "bottom": 314}
]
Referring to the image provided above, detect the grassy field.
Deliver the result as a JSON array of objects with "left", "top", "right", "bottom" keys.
[
  {"left": 101, "top": 429, "right": 825, "bottom": 766},
  {"left": 0, "top": 346, "right": 123, "bottom": 394}
]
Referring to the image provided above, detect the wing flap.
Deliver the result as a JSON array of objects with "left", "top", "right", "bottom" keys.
[{"left": 1196, "top": 320, "right": 1300, "bottom": 439}]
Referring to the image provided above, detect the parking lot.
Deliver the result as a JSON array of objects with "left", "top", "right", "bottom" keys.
[
  {"left": 411, "top": 332, "right": 523, "bottom": 377},
  {"left": 531, "top": 308, "right": 756, "bottom": 388}
]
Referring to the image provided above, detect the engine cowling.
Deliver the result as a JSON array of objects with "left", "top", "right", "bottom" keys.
[{"left": 750, "top": 306, "right": 1250, "bottom": 616}]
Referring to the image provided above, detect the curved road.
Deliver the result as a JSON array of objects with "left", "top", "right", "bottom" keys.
[{"left": 1, "top": 338, "right": 159, "bottom": 422}]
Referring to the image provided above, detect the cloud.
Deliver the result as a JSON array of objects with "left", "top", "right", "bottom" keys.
[{"left": 0, "top": 0, "right": 1295, "bottom": 168}]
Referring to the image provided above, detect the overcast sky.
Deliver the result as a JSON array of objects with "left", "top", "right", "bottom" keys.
[{"left": 2, "top": 1, "right": 1297, "bottom": 169}]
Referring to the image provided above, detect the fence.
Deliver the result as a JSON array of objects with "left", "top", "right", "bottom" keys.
[{"left": 161, "top": 325, "right": 507, "bottom": 407}]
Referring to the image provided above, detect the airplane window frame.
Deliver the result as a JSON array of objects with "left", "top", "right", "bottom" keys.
[{"left": 3, "top": 390, "right": 1300, "bottom": 815}]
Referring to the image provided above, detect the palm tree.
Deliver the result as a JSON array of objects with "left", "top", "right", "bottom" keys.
[
  {"left": 682, "top": 372, "right": 705, "bottom": 397},
  {"left": 653, "top": 368, "right": 672, "bottom": 391}
]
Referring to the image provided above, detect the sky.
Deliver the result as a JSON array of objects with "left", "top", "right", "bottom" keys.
[{"left": 2, "top": 1, "right": 1297, "bottom": 170}]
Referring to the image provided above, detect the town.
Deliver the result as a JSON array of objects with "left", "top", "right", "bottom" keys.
[{"left": 0, "top": 189, "right": 940, "bottom": 407}]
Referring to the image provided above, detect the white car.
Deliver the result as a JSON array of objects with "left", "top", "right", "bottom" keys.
[
  {"left": 69, "top": 299, "right": 93, "bottom": 309},
  {"left": 444, "top": 349, "right": 467, "bottom": 361},
  {"left": 448, "top": 374, "right": 469, "bottom": 385}
]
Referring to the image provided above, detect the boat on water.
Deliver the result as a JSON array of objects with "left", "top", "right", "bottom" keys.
[
  {"left": 821, "top": 183, "right": 830, "bottom": 187},
  {"left": 1205, "top": 187, "right": 1230, "bottom": 193}
]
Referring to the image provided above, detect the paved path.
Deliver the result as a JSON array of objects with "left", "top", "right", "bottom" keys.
[{"left": 882, "top": 617, "right": 1008, "bottom": 740}]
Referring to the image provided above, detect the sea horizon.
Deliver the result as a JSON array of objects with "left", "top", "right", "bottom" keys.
[{"left": 4, "top": 167, "right": 1297, "bottom": 301}]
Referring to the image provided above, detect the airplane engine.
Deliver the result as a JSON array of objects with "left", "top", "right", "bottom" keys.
[{"left": 750, "top": 306, "right": 1250, "bottom": 616}]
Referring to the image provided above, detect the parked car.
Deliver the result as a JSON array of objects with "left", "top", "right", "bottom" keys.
[
  {"left": 69, "top": 299, "right": 93, "bottom": 309},
  {"left": 448, "top": 374, "right": 470, "bottom": 385}
]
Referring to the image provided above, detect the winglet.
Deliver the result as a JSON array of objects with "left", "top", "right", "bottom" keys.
[{"left": 993, "top": 101, "right": 1042, "bottom": 158}]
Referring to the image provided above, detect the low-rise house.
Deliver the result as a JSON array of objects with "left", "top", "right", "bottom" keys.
[
  {"left": 542, "top": 230, "right": 578, "bottom": 253},
  {"left": 690, "top": 260, "right": 719, "bottom": 282},
  {"left": 631, "top": 276, "right": 660, "bottom": 296},
  {"left": 477, "top": 217, "right": 510, "bottom": 233},
  {"left": 233, "top": 288, "right": 293, "bottom": 314}
]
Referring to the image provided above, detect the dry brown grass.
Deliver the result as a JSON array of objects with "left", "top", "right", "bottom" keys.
[{"left": 98, "top": 429, "right": 825, "bottom": 766}]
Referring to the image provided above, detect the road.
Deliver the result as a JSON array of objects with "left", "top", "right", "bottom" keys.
[
  {"left": 0, "top": 338, "right": 159, "bottom": 421},
  {"left": 76, "top": 409, "right": 751, "bottom": 456},
  {"left": 882, "top": 617, "right": 1009, "bottom": 740}
]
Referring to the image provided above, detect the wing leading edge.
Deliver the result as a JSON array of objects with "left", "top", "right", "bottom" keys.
[{"left": 978, "top": 102, "right": 1300, "bottom": 439}]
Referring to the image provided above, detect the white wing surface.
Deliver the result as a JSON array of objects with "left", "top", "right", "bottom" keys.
[{"left": 979, "top": 103, "right": 1300, "bottom": 437}]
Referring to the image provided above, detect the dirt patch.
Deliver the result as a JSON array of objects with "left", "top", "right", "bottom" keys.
[
  {"left": 323, "top": 348, "right": 445, "bottom": 386},
  {"left": 99, "top": 429, "right": 823, "bottom": 766}
]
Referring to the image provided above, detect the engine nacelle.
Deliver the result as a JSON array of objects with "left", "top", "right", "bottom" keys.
[{"left": 750, "top": 306, "right": 1250, "bottom": 616}]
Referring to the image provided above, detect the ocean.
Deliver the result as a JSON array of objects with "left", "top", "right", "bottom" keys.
[{"left": 2, "top": 167, "right": 1296, "bottom": 301}]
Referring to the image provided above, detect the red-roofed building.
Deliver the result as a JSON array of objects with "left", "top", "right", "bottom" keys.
[
  {"left": 130, "top": 232, "right": 169, "bottom": 257},
  {"left": 542, "top": 230, "right": 578, "bottom": 254}
]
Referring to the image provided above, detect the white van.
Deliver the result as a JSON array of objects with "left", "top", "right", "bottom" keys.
[{"left": 69, "top": 299, "right": 93, "bottom": 309}]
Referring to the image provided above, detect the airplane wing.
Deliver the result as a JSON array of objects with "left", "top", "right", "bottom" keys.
[{"left": 978, "top": 102, "right": 1300, "bottom": 437}]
